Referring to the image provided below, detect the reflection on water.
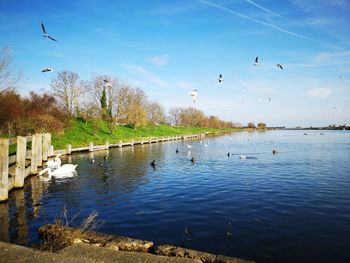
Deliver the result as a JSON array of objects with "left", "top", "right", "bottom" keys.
[{"left": 2, "top": 131, "right": 350, "bottom": 263}]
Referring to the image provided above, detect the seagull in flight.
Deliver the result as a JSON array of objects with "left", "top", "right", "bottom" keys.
[
  {"left": 218, "top": 74, "right": 224, "bottom": 83},
  {"left": 41, "top": 22, "right": 57, "bottom": 41},
  {"left": 103, "top": 79, "right": 112, "bottom": 87},
  {"left": 189, "top": 89, "right": 198, "bottom": 103},
  {"left": 254, "top": 56, "right": 260, "bottom": 66},
  {"left": 277, "top": 64, "right": 283, "bottom": 70},
  {"left": 41, "top": 68, "right": 53, "bottom": 73}
]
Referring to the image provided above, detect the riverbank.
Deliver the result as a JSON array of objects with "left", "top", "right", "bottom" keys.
[
  {"left": 52, "top": 118, "right": 244, "bottom": 150},
  {"left": 37, "top": 224, "right": 254, "bottom": 263}
]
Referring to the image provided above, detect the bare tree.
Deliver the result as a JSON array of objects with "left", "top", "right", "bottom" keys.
[
  {"left": 50, "top": 70, "right": 84, "bottom": 116},
  {"left": 146, "top": 101, "right": 166, "bottom": 124},
  {"left": 180, "top": 107, "right": 205, "bottom": 127},
  {"left": 168, "top": 107, "right": 183, "bottom": 126},
  {"left": 0, "top": 47, "right": 21, "bottom": 92},
  {"left": 114, "top": 83, "right": 132, "bottom": 124},
  {"left": 87, "top": 74, "right": 120, "bottom": 119},
  {"left": 124, "top": 88, "right": 149, "bottom": 128}
]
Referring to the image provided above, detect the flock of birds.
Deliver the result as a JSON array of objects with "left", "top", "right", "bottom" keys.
[
  {"left": 148, "top": 141, "right": 278, "bottom": 170},
  {"left": 39, "top": 22, "right": 284, "bottom": 104},
  {"left": 188, "top": 56, "right": 284, "bottom": 104}
]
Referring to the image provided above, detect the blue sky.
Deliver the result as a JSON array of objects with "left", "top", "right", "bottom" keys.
[{"left": 0, "top": 0, "right": 349, "bottom": 127}]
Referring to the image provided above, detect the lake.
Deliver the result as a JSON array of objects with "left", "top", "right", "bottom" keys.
[{"left": 2, "top": 130, "right": 350, "bottom": 263}]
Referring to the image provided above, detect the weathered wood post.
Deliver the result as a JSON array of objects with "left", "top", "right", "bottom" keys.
[
  {"left": 31, "top": 134, "right": 38, "bottom": 174},
  {"left": 0, "top": 138, "right": 9, "bottom": 201},
  {"left": 49, "top": 145, "right": 54, "bottom": 157},
  {"left": 105, "top": 141, "right": 109, "bottom": 150},
  {"left": 47, "top": 133, "right": 52, "bottom": 157},
  {"left": 37, "top": 134, "right": 43, "bottom": 167},
  {"left": 42, "top": 133, "right": 49, "bottom": 162},
  {"left": 89, "top": 142, "right": 94, "bottom": 152},
  {"left": 118, "top": 140, "right": 122, "bottom": 148},
  {"left": 131, "top": 139, "right": 134, "bottom": 146},
  {"left": 66, "top": 144, "right": 72, "bottom": 155},
  {"left": 14, "top": 136, "right": 27, "bottom": 188}
]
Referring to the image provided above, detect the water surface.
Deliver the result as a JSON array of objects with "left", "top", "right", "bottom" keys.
[{"left": 2, "top": 130, "right": 350, "bottom": 263}]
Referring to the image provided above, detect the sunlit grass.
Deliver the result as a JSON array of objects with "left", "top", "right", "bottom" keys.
[{"left": 52, "top": 118, "right": 243, "bottom": 149}]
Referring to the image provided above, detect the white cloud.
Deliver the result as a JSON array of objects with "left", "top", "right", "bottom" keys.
[
  {"left": 198, "top": 0, "right": 346, "bottom": 50},
  {"left": 313, "top": 51, "right": 350, "bottom": 64},
  {"left": 148, "top": 54, "right": 169, "bottom": 66},
  {"left": 176, "top": 79, "right": 197, "bottom": 90},
  {"left": 314, "top": 52, "right": 333, "bottom": 63},
  {"left": 122, "top": 64, "right": 166, "bottom": 88},
  {"left": 307, "top": 88, "right": 332, "bottom": 98}
]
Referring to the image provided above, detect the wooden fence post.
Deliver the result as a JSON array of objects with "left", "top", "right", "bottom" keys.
[
  {"left": 31, "top": 134, "right": 38, "bottom": 174},
  {"left": 14, "top": 136, "right": 27, "bottom": 188},
  {"left": 0, "top": 139, "right": 9, "bottom": 201},
  {"left": 66, "top": 144, "right": 72, "bottom": 154},
  {"left": 37, "top": 134, "right": 43, "bottom": 167},
  {"left": 89, "top": 142, "right": 94, "bottom": 152},
  {"left": 42, "top": 133, "right": 49, "bottom": 161},
  {"left": 49, "top": 145, "right": 54, "bottom": 157}
]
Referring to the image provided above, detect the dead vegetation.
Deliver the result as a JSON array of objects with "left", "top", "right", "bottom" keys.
[{"left": 37, "top": 207, "right": 102, "bottom": 252}]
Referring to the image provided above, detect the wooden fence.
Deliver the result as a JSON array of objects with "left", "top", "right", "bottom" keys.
[{"left": 0, "top": 133, "right": 207, "bottom": 201}]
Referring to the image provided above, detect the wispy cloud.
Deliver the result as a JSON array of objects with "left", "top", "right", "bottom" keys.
[
  {"left": 176, "top": 79, "right": 197, "bottom": 90},
  {"left": 122, "top": 64, "right": 166, "bottom": 88},
  {"left": 314, "top": 51, "right": 350, "bottom": 64},
  {"left": 244, "top": 0, "right": 295, "bottom": 24},
  {"left": 291, "top": 0, "right": 350, "bottom": 12},
  {"left": 307, "top": 88, "right": 332, "bottom": 98},
  {"left": 147, "top": 54, "right": 169, "bottom": 66},
  {"left": 197, "top": 0, "right": 346, "bottom": 50}
]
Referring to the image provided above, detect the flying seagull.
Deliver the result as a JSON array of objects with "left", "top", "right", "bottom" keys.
[
  {"left": 218, "top": 74, "right": 224, "bottom": 83},
  {"left": 254, "top": 56, "right": 259, "bottom": 66},
  {"left": 41, "top": 68, "right": 53, "bottom": 73},
  {"left": 41, "top": 22, "right": 57, "bottom": 41},
  {"left": 103, "top": 79, "right": 112, "bottom": 87},
  {"left": 277, "top": 64, "right": 283, "bottom": 70},
  {"left": 189, "top": 89, "right": 198, "bottom": 103}
]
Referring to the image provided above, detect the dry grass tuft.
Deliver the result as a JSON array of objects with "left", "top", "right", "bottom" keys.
[{"left": 37, "top": 207, "right": 102, "bottom": 252}]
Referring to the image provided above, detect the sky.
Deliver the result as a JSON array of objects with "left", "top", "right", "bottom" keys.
[{"left": 0, "top": 0, "right": 349, "bottom": 127}]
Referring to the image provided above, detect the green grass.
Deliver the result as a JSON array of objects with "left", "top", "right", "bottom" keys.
[{"left": 52, "top": 118, "right": 243, "bottom": 150}]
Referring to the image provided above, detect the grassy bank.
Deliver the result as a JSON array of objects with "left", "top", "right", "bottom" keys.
[{"left": 52, "top": 118, "right": 243, "bottom": 149}]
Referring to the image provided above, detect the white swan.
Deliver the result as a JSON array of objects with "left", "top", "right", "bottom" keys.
[
  {"left": 46, "top": 154, "right": 62, "bottom": 169},
  {"left": 39, "top": 165, "right": 77, "bottom": 179}
]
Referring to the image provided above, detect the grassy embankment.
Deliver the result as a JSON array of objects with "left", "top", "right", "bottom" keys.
[{"left": 52, "top": 118, "right": 243, "bottom": 150}]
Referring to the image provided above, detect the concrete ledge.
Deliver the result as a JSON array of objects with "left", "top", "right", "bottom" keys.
[
  {"left": 39, "top": 224, "right": 153, "bottom": 253},
  {"left": 59, "top": 243, "right": 199, "bottom": 263},
  {"left": 154, "top": 244, "right": 254, "bottom": 263},
  {"left": 39, "top": 224, "right": 255, "bottom": 263}
]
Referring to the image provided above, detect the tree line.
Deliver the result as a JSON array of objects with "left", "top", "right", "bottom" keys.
[{"left": 0, "top": 47, "right": 243, "bottom": 136}]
